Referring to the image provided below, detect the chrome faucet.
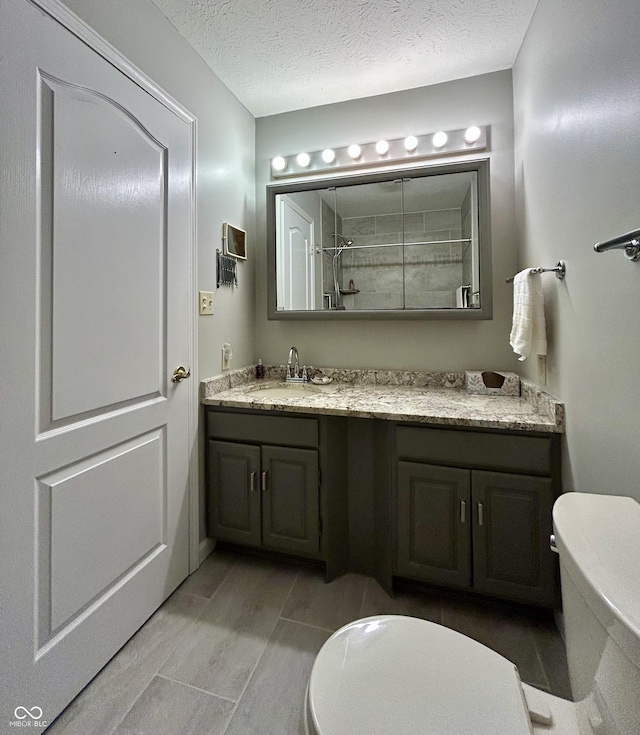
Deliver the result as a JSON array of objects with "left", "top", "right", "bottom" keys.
[
  {"left": 287, "top": 346, "right": 299, "bottom": 379},
  {"left": 286, "top": 346, "right": 308, "bottom": 383}
]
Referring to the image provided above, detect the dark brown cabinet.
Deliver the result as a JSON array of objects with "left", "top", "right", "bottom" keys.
[
  {"left": 397, "top": 462, "right": 471, "bottom": 589},
  {"left": 206, "top": 408, "right": 349, "bottom": 574},
  {"left": 471, "top": 470, "right": 555, "bottom": 605},
  {"left": 208, "top": 440, "right": 320, "bottom": 557},
  {"left": 394, "top": 426, "right": 559, "bottom": 607},
  {"left": 205, "top": 407, "right": 560, "bottom": 606},
  {"left": 261, "top": 445, "right": 319, "bottom": 556},
  {"left": 210, "top": 440, "right": 261, "bottom": 547}
]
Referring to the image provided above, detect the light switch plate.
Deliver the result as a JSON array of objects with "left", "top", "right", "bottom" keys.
[{"left": 199, "top": 291, "right": 214, "bottom": 315}]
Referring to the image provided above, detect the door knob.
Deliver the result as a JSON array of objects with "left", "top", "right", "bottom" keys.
[{"left": 171, "top": 366, "right": 191, "bottom": 383}]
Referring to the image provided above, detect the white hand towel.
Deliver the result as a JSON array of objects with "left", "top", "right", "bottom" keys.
[
  {"left": 510, "top": 269, "right": 547, "bottom": 361},
  {"left": 455, "top": 285, "right": 470, "bottom": 308}
]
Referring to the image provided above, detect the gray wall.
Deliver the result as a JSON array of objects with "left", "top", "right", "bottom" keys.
[
  {"left": 513, "top": 0, "right": 640, "bottom": 501},
  {"left": 256, "top": 71, "right": 520, "bottom": 372},
  {"left": 61, "top": 0, "right": 256, "bottom": 540}
]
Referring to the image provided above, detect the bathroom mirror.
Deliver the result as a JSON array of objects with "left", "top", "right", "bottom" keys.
[{"left": 267, "top": 159, "right": 492, "bottom": 319}]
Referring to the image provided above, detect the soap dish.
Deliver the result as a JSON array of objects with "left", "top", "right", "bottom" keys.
[{"left": 311, "top": 375, "right": 333, "bottom": 385}]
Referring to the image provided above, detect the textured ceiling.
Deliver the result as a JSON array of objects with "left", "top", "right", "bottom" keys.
[{"left": 150, "top": 0, "right": 538, "bottom": 117}]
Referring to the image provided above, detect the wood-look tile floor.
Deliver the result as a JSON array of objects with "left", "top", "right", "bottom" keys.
[{"left": 45, "top": 549, "right": 572, "bottom": 735}]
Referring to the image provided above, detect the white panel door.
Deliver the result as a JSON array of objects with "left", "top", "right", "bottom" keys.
[
  {"left": 277, "top": 197, "right": 315, "bottom": 310},
  {"left": 0, "top": 1, "right": 193, "bottom": 729}
]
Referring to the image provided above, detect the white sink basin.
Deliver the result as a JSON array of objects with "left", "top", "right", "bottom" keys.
[{"left": 247, "top": 383, "right": 324, "bottom": 399}]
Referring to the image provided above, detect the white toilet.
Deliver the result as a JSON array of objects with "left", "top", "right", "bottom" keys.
[{"left": 305, "top": 493, "right": 640, "bottom": 735}]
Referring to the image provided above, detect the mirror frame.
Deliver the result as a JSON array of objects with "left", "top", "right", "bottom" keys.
[{"left": 266, "top": 158, "right": 492, "bottom": 320}]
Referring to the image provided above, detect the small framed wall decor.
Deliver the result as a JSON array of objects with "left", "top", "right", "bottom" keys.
[{"left": 222, "top": 222, "right": 247, "bottom": 260}]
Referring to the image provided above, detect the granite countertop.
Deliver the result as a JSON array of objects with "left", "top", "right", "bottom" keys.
[{"left": 201, "top": 366, "right": 565, "bottom": 434}]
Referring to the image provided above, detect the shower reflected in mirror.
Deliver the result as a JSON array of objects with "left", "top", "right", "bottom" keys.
[{"left": 268, "top": 160, "right": 492, "bottom": 319}]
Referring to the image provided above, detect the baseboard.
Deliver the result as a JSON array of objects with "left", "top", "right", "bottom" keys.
[{"left": 198, "top": 537, "right": 216, "bottom": 565}]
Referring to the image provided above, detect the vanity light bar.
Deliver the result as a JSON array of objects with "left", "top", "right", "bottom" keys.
[{"left": 270, "top": 126, "right": 487, "bottom": 178}]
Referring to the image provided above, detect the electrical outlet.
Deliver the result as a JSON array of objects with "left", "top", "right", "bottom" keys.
[
  {"left": 222, "top": 343, "right": 232, "bottom": 371},
  {"left": 199, "top": 291, "right": 214, "bottom": 315},
  {"left": 537, "top": 355, "right": 547, "bottom": 385}
]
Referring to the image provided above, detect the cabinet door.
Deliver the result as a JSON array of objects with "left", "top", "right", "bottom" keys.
[
  {"left": 472, "top": 471, "right": 555, "bottom": 606},
  {"left": 208, "top": 440, "right": 261, "bottom": 547},
  {"left": 261, "top": 446, "right": 320, "bottom": 557},
  {"left": 397, "top": 462, "right": 471, "bottom": 588}
]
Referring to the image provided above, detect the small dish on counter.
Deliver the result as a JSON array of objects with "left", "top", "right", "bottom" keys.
[{"left": 310, "top": 375, "right": 333, "bottom": 385}]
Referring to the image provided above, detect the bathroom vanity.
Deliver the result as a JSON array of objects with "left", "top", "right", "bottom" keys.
[
  {"left": 393, "top": 424, "right": 558, "bottom": 606},
  {"left": 206, "top": 408, "right": 349, "bottom": 580},
  {"left": 202, "top": 368, "right": 563, "bottom": 607}
]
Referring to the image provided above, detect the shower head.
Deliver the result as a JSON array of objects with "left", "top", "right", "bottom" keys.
[{"left": 332, "top": 233, "right": 354, "bottom": 247}]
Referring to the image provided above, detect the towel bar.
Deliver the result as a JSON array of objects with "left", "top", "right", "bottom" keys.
[
  {"left": 594, "top": 228, "right": 640, "bottom": 262},
  {"left": 506, "top": 261, "right": 566, "bottom": 284}
]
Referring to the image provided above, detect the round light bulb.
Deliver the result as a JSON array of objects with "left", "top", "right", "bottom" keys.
[
  {"left": 464, "top": 126, "right": 482, "bottom": 144},
  {"left": 432, "top": 131, "right": 448, "bottom": 148},
  {"left": 375, "top": 140, "right": 389, "bottom": 155},
  {"left": 322, "top": 148, "right": 336, "bottom": 164},
  {"left": 347, "top": 144, "right": 362, "bottom": 160},
  {"left": 296, "top": 152, "right": 311, "bottom": 167},
  {"left": 404, "top": 135, "right": 418, "bottom": 152},
  {"left": 272, "top": 156, "right": 287, "bottom": 171}
]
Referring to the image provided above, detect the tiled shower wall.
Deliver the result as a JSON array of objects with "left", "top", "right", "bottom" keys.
[{"left": 340, "top": 209, "right": 464, "bottom": 309}]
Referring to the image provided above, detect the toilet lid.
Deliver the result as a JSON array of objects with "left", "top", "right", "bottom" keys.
[{"left": 308, "top": 615, "right": 532, "bottom": 735}]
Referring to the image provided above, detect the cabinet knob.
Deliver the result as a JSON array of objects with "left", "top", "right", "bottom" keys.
[
  {"left": 250, "top": 471, "right": 257, "bottom": 493},
  {"left": 460, "top": 500, "right": 467, "bottom": 524},
  {"left": 477, "top": 502, "right": 484, "bottom": 526},
  {"left": 261, "top": 471, "right": 268, "bottom": 492}
]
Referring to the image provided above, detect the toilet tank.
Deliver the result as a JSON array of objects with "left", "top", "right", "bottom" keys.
[{"left": 554, "top": 493, "right": 640, "bottom": 735}]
